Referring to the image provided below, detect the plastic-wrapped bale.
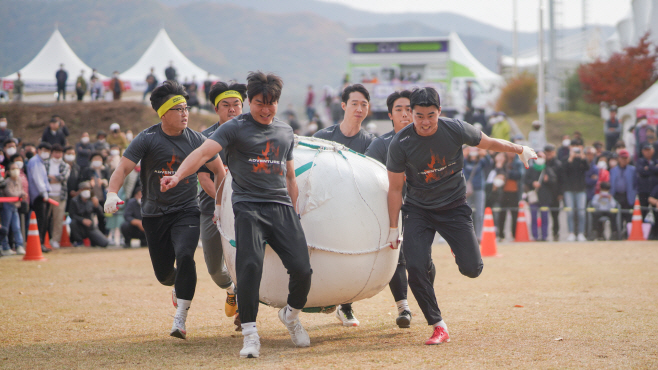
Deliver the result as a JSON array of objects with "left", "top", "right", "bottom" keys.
[{"left": 216, "top": 136, "right": 398, "bottom": 311}]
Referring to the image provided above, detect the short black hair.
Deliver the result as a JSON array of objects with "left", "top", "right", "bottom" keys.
[
  {"left": 410, "top": 87, "right": 441, "bottom": 110},
  {"left": 51, "top": 144, "right": 64, "bottom": 153},
  {"left": 37, "top": 142, "right": 52, "bottom": 150},
  {"left": 386, "top": 90, "right": 412, "bottom": 114},
  {"left": 208, "top": 81, "right": 247, "bottom": 107},
  {"left": 3, "top": 139, "right": 15, "bottom": 147},
  {"left": 600, "top": 181, "right": 611, "bottom": 191},
  {"left": 341, "top": 84, "right": 370, "bottom": 104},
  {"left": 246, "top": 71, "right": 283, "bottom": 105},
  {"left": 64, "top": 146, "right": 74, "bottom": 152},
  {"left": 150, "top": 80, "right": 189, "bottom": 113},
  {"left": 9, "top": 154, "right": 22, "bottom": 163},
  {"left": 90, "top": 151, "right": 104, "bottom": 160},
  {"left": 49, "top": 117, "right": 59, "bottom": 124}
]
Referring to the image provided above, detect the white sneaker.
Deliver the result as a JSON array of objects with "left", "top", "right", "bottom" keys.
[
  {"left": 566, "top": 233, "right": 576, "bottom": 242},
  {"left": 577, "top": 234, "right": 587, "bottom": 242},
  {"left": 16, "top": 246, "right": 26, "bottom": 255},
  {"left": 1, "top": 249, "right": 15, "bottom": 256},
  {"left": 50, "top": 241, "right": 60, "bottom": 249},
  {"left": 278, "top": 307, "right": 310, "bottom": 347},
  {"left": 335, "top": 305, "right": 359, "bottom": 327},
  {"left": 240, "top": 333, "right": 261, "bottom": 358},
  {"left": 170, "top": 315, "right": 186, "bottom": 339}
]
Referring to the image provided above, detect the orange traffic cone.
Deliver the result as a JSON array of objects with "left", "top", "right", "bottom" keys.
[
  {"left": 628, "top": 197, "right": 645, "bottom": 241},
  {"left": 60, "top": 216, "right": 72, "bottom": 247},
  {"left": 481, "top": 207, "right": 501, "bottom": 257},
  {"left": 23, "top": 211, "right": 46, "bottom": 261},
  {"left": 515, "top": 201, "right": 530, "bottom": 242}
]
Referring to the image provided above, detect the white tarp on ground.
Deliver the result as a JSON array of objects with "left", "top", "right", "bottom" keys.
[
  {"left": 1, "top": 28, "right": 106, "bottom": 92},
  {"left": 120, "top": 28, "right": 219, "bottom": 91}
]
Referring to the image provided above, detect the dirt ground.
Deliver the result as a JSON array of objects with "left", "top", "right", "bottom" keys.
[{"left": 1, "top": 241, "right": 657, "bottom": 369}]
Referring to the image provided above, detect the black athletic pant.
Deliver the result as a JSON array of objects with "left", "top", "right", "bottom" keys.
[
  {"left": 31, "top": 196, "right": 51, "bottom": 245},
  {"left": 498, "top": 191, "right": 519, "bottom": 238},
  {"left": 233, "top": 201, "right": 312, "bottom": 324},
  {"left": 388, "top": 239, "right": 437, "bottom": 303},
  {"left": 142, "top": 209, "right": 200, "bottom": 301},
  {"left": 120, "top": 222, "right": 147, "bottom": 247},
  {"left": 402, "top": 203, "right": 483, "bottom": 326}
]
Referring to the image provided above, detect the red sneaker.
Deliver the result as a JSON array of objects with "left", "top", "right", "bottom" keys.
[{"left": 425, "top": 325, "right": 450, "bottom": 345}]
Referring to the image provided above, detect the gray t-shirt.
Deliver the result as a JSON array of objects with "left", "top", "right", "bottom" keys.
[
  {"left": 313, "top": 124, "right": 374, "bottom": 154},
  {"left": 387, "top": 118, "right": 482, "bottom": 210},
  {"left": 198, "top": 122, "right": 228, "bottom": 215},
  {"left": 365, "top": 129, "right": 395, "bottom": 165},
  {"left": 123, "top": 123, "right": 215, "bottom": 217},
  {"left": 209, "top": 113, "right": 294, "bottom": 206}
]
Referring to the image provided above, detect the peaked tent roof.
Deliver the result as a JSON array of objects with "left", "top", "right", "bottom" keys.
[
  {"left": 120, "top": 29, "right": 218, "bottom": 88},
  {"left": 618, "top": 81, "right": 658, "bottom": 119},
  {"left": 2, "top": 28, "right": 106, "bottom": 91},
  {"left": 448, "top": 32, "right": 503, "bottom": 85}
]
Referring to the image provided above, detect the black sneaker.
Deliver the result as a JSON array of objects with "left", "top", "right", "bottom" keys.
[{"left": 396, "top": 310, "right": 412, "bottom": 328}]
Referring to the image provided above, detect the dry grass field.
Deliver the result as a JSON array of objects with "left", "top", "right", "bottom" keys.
[{"left": 1, "top": 241, "right": 657, "bottom": 369}]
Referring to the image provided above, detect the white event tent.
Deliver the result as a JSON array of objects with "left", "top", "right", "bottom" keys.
[
  {"left": 120, "top": 28, "right": 219, "bottom": 91},
  {"left": 1, "top": 28, "right": 105, "bottom": 92}
]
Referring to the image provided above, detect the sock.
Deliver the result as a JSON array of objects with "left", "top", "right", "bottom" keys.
[
  {"left": 433, "top": 320, "right": 448, "bottom": 331},
  {"left": 285, "top": 305, "right": 301, "bottom": 322},
  {"left": 227, "top": 283, "right": 235, "bottom": 295},
  {"left": 175, "top": 299, "right": 191, "bottom": 320},
  {"left": 396, "top": 299, "right": 410, "bottom": 315},
  {"left": 242, "top": 322, "right": 257, "bottom": 336}
]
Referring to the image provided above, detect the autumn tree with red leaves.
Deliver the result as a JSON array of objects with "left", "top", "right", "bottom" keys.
[{"left": 578, "top": 33, "right": 657, "bottom": 106}]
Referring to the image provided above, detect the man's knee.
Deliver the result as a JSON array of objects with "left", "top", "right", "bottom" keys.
[
  {"left": 459, "top": 263, "right": 483, "bottom": 279},
  {"left": 155, "top": 268, "right": 176, "bottom": 286}
]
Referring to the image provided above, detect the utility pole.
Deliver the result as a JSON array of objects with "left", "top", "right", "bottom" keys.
[
  {"left": 513, "top": 0, "right": 518, "bottom": 77},
  {"left": 547, "top": 0, "right": 559, "bottom": 113},
  {"left": 538, "top": 4, "right": 546, "bottom": 125}
]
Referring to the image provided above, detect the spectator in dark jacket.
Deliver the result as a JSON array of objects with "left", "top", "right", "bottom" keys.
[
  {"left": 120, "top": 187, "right": 146, "bottom": 248},
  {"left": 561, "top": 140, "right": 589, "bottom": 242},
  {"left": 0, "top": 117, "right": 13, "bottom": 144},
  {"left": 557, "top": 135, "right": 571, "bottom": 162},
  {"left": 463, "top": 147, "right": 489, "bottom": 241},
  {"left": 524, "top": 151, "right": 557, "bottom": 241},
  {"left": 636, "top": 144, "right": 658, "bottom": 218},
  {"left": 497, "top": 152, "right": 525, "bottom": 240},
  {"left": 64, "top": 146, "right": 81, "bottom": 213},
  {"left": 75, "top": 132, "right": 93, "bottom": 171},
  {"left": 610, "top": 149, "right": 636, "bottom": 233},
  {"left": 41, "top": 118, "right": 67, "bottom": 146},
  {"left": 68, "top": 181, "right": 108, "bottom": 247},
  {"left": 56, "top": 64, "right": 68, "bottom": 101},
  {"left": 584, "top": 146, "right": 601, "bottom": 203}
]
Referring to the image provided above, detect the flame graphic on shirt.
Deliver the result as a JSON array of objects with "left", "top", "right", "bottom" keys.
[
  {"left": 422, "top": 150, "right": 454, "bottom": 183},
  {"left": 251, "top": 141, "right": 282, "bottom": 175},
  {"left": 161, "top": 150, "right": 189, "bottom": 183}
]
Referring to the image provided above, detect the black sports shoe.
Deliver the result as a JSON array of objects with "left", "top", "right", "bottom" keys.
[{"left": 396, "top": 310, "right": 412, "bottom": 328}]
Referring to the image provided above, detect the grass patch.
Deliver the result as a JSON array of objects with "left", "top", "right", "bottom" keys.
[{"left": 512, "top": 111, "right": 605, "bottom": 146}]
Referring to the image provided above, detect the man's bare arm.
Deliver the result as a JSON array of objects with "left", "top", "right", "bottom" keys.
[
  {"left": 387, "top": 171, "right": 405, "bottom": 228},
  {"left": 107, "top": 157, "right": 137, "bottom": 193},
  {"left": 161, "top": 140, "right": 223, "bottom": 191},
  {"left": 285, "top": 160, "right": 299, "bottom": 213}
]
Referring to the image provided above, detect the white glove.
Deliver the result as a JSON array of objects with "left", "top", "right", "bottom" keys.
[
  {"left": 213, "top": 205, "right": 221, "bottom": 224},
  {"left": 104, "top": 192, "right": 123, "bottom": 214},
  {"left": 386, "top": 227, "right": 400, "bottom": 249},
  {"left": 518, "top": 146, "right": 538, "bottom": 169},
  {"left": 42, "top": 193, "right": 49, "bottom": 202}
]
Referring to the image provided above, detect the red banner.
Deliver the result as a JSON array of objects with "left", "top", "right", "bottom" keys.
[
  {"left": 637, "top": 108, "right": 658, "bottom": 125},
  {"left": 1, "top": 80, "right": 13, "bottom": 91}
]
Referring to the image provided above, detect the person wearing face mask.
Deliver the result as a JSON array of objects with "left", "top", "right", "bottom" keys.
[
  {"left": 26, "top": 142, "right": 52, "bottom": 251},
  {"left": 41, "top": 118, "right": 67, "bottom": 147},
  {"left": 107, "top": 123, "right": 128, "bottom": 150},
  {"left": 68, "top": 181, "right": 109, "bottom": 247},
  {"left": 120, "top": 186, "right": 146, "bottom": 248},
  {"left": 107, "top": 145, "right": 122, "bottom": 173},
  {"left": 635, "top": 144, "right": 658, "bottom": 219},
  {"left": 0, "top": 117, "right": 13, "bottom": 144},
  {"left": 557, "top": 135, "right": 571, "bottom": 162},
  {"left": 524, "top": 152, "right": 557, "bottom": 241},
  {"left": 93, "top": 131, "right": 110, "bottom": 153},
  {"left": 75, "top": 132, "right": 93, "bottom": 171},
  {"left": 590, "top": 182, "right": 620, "bottom": 240},
  {"left": 609, "top": 149, "right": 636, "bottom": 236},
  {"left": 10, "top": 155, "right": 29, "bottom": 241},
  {"left": 63, "top": 146, "right": 81, "bottom": 214},
  {"left": 3, "top": 139, "right": 18, "bottom": 170},
  {"left": 639, "top": 126, "right": 658, "bottom": 160},
  {"left": 44, "top": 144, "right": 71, "bottom": 249},
  {"left": 109, "top": 71, "right": 125, "bottom": 101},
  {"left": 561, "top": 138, "right": 589, "bottom": 242},
  {"left": 527, "top": 120, "right": 546, "bottom": 152},
  {"left": 584, "top": 147, "right": 604, "bottom": 203},
  {"left": 1, "top": 162, "right": 26, "bottom": 255},
  {"left": 81, "top": 153, "right": 110, "bottom": 236}
]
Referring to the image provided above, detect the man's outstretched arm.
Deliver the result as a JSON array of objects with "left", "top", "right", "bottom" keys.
[
  {"left": 476, "top": 132, "right": 537, "bottom": 169},
  {"left": 160, "top": 140, "right": 223, "bottom": 192}
]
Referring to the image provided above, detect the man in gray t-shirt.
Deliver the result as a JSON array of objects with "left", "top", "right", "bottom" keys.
[
  {"left": 160, "top": 72, "right": 312, "bottom": 359},
  {"left": 195, "top": 82, "right": 248, "bottom": 323},
  {"left": 104, "top": 81, "right": 224, "bottom": 341},
  {"left": 312, "top": 84, "right": 373, "bottom": 327},
  {"left": 385, "top": 87, "right": 537, "bottom": 346}
]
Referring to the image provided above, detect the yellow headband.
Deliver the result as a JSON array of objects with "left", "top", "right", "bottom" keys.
[
  {"left": 157, "top": 95, "right": 186, "bottom": 118},
  {"left": 214, "top": 90, "right": 243, "bottom": 107}
]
